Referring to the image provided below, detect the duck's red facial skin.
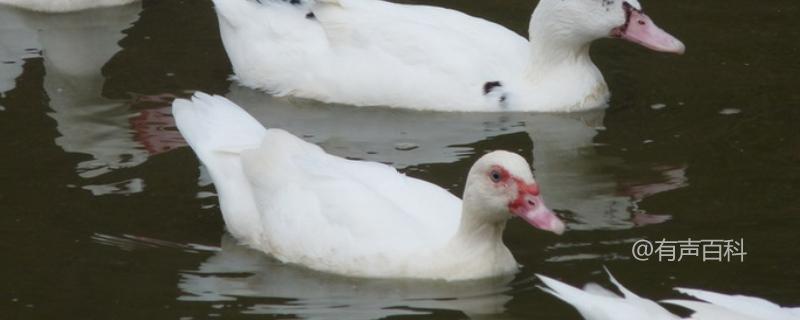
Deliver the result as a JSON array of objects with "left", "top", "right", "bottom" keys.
[
  {"left": 513, "top": 178, "right": 540, "bottom": 197},
  {"left": 489, "top": 165, "right": 565, "bottom": 235},
  {"left": 611, "top": 2, "right": 685, "bottom": 54}
]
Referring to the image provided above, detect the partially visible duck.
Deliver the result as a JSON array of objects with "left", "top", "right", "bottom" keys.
[
  {"left": 173, "top": 92, "right": 565, "bottom": 280},
  {"left": 0, "top": 0, "right": 138, "bottom": 12},
  {"left": 538, "top": 270, "right": 800, "bottom": 320},
  {"left": 213, "top": 0, "right": 684, "bottom": 112}
]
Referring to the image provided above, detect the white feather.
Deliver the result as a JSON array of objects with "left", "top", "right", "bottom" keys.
[
  {"left": 537, "top": 272, "right": 679, "bottom": 320},
  {"left": 538, "top": 270, "right": 800, "bottom": 320},
  {"left": 173, "top": 93, "right": 268, "bottom": 248},
  {"left": 664, "top": 288, "right": 800, "bottom": 320}
]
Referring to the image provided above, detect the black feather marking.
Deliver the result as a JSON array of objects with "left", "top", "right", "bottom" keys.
[{"left": 483, "top": 81, "right": 502, "bottom": 95}]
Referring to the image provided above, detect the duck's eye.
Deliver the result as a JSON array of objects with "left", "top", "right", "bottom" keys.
[{"left": 490, "top": 170, "right": 502, "bottom": 182}]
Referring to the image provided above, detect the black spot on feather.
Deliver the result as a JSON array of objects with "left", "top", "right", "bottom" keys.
[{"left": 483, "top": 81, "right": 502, "bottom": 95}]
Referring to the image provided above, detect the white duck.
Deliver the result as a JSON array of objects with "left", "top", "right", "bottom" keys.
[
  {"left": 0, "top": 0, "right": 137, "bottom": 12},
  {"left": 213, "top": 0, "right": 685, "bottom": 112},
  {"left": 173, "top": 92, "right": 566, "bottom": 280},
  {"left": 538, "top": 270, "right": 800, "bottom": 320}
]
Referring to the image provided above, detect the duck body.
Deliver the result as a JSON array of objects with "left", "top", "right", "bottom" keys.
[
  {"left": 237, "top": 135, "right": 513, "bottom": 280},
  {"left": 213, "top": 0, "right": 683, "bottom": 112},
  {"left": 0, "top": 0, "right": 138, "bottom": 12},
  {"left": 173, "top": 93, "right": 565, "bottom": 280}
]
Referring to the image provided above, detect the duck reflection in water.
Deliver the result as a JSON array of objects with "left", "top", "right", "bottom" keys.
[
  {"left": 177, "top": 234, "right": 514, "bottom": 319},
  {"left": 0, "top": 3, "right": 194, "bottom": 195}
]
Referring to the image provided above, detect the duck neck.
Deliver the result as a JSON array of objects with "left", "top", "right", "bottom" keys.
[
  {"left": 437, "top": 196, "right": 517, "bottom": 279},
  {"left": 455, "top": 210, "right": 506, "bottom": 246},
  {"left": 525, "top": 11, "right": 597, "bottom": 82},
  {"left": 451, "top": 193, "right": 508, "bottom": 252},
  {"left": 527, "top": 39, "right": 593, "bottom": 79}
]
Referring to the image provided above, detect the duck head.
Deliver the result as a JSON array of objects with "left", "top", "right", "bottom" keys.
[
  {"left": 463, "top": 151, "right": 565, "bottom": 235},
  {"left": 531, "top": 0, "right": 685, "bottom": 54}
]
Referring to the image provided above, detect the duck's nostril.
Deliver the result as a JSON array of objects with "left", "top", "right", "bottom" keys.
[
  {"left": 638, "top": 20, "right": 646, "bottom": 25},
  {"left": 527, "top": 199, "right": 536, "bottom": 206}
]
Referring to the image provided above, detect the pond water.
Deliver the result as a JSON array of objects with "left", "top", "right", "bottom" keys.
[{"left": 0, "top": 0, "right": 798, "bottom": 319}]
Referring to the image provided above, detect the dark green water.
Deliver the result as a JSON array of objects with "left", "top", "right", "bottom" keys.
[{"left": 0, "top": 0, "right": 798, "bottom": 319}]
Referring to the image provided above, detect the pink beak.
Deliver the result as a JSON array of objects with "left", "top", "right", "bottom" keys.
[
  {"left": 612, "top": 9, "right": 685, "bottom": 54},
  {"left": 509, "top": 183, "right": 566, "bottom": 235}
]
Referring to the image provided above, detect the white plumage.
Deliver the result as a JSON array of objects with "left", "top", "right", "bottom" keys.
[
  {"left": 538, "top": 270, "right": 800, "bottom": 320},
  {"left": 173, "top": 93, "right": 565, "bottom": 280},
  {"left": 664, "top": 289, "right": 800, "bottom": 320},
  {"left": 213, "top": 0, "right": 684, "bottom": 112}
]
